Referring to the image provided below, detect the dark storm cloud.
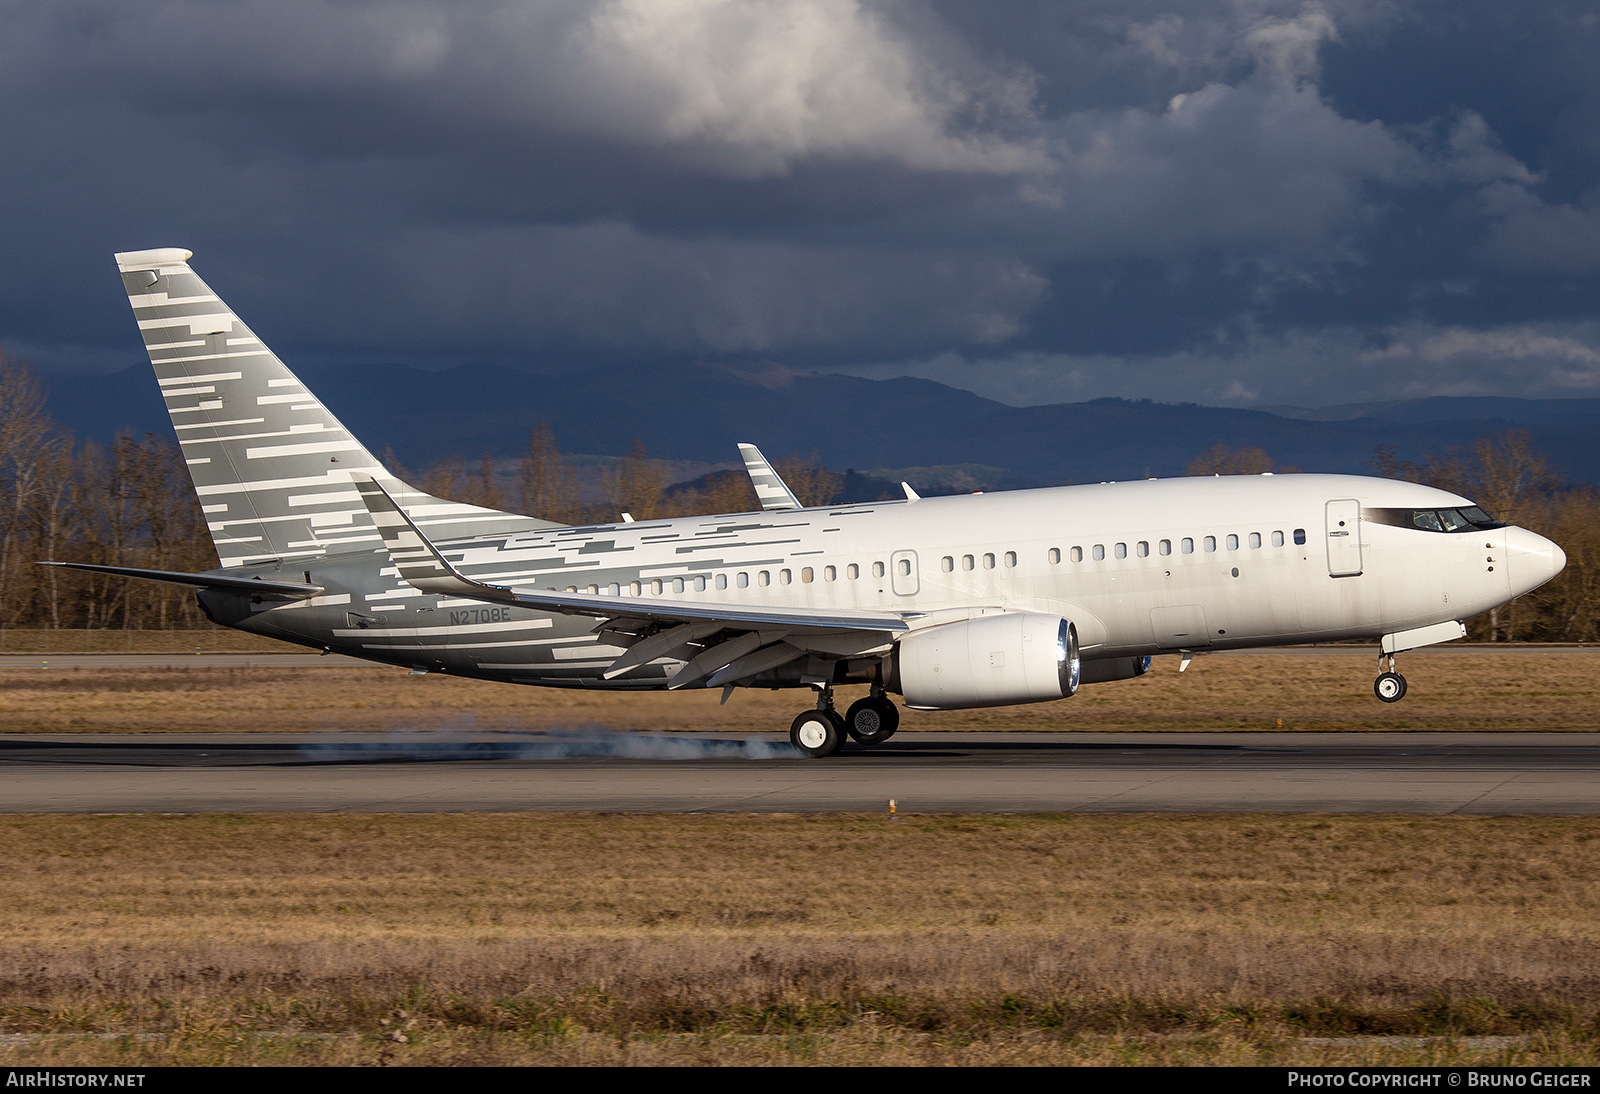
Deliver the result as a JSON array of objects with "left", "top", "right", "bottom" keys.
[{"left": 1, "top": 0, "right": 1597, "bottom": 406}]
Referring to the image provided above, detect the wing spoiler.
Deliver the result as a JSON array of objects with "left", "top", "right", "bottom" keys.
[
  {"left": 37, "top": 561, "right": 323, "bottom": 600},
  {"left": 349, "top": 474, "right": 912, "bottom": 635}
]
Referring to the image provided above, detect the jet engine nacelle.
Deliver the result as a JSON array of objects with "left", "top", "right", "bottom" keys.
[{"left": 895, "top": 613, "right": 1079, "bottom": 710}]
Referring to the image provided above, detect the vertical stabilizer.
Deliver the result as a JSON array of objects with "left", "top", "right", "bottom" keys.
[{"left": 114, "top": 249, "right": 555, "bottom": 568}]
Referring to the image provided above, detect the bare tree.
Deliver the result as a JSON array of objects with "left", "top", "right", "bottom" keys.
[
  {"left": 1366, "top": 443, "right": 1422, "bottom": 481},
  {"left": 603, "top": 438, "right": 668, "bottom": 522},
  {"left": 775, "top": 454, "right": 843, "bottom": 507},
  {"left": 0, "top": 353, "right": 67, "bottom": 630},
  {"left": 519, "top": 423, "right": 583, "bottom": 523},
  {"left": 1185, "top": 443, "right": 1277, "bottom": 477}
]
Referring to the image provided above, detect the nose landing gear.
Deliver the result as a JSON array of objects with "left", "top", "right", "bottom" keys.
[{"left": 1374, "top": 652, "right": 1408, "bottom": 703}]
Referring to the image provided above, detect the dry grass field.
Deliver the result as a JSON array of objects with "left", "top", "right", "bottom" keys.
[
  {"left": 0, "top": 647, "right": 1595, "bottom": 734},
  {"left": 0, "top": 813, "right": 1597, "bottom": 1065},
  {"left": 0, "top": 629, "right": 292, "bottom": 655}
]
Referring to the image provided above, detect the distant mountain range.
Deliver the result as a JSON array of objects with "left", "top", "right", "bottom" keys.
[{"left": 46, "top": 360, "right": 1600, "bottom": 489}]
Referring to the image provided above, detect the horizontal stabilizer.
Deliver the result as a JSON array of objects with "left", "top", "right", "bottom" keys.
[
  {"left": 37, "top": 561, "right": 322, "bottom": 599},
  {"left": 351, "top": 473, "right": 911, "bottom": 636}
]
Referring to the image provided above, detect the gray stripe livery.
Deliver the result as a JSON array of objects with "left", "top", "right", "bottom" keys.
[
  {"left": 737, "top": 444, "right": 802, "bottom": 510},
  {"left": 113, "top": 248, "right": 554, "bottom": 569}
]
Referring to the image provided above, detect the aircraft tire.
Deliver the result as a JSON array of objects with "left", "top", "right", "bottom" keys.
[
  {"left": 845, "top": 696, "right": 899, "bottom": 745},
  {"left": 1374, "top": 671, "right": 1407, "bottom": 703},
  {"left": 791, "top": 710, "right": 845, "bottom": 758}
]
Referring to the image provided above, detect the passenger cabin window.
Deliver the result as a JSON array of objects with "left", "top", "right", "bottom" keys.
[
  {"left": 1049, "top": 548, "right": 1061, "bottom": 564},
  {"left": 824, "top": 566, "right": 836, "bottom": 581},
  {"left": 1071, "top": 546, "right": 1083, "bottom": 563},
  {"left": 801, "top": 567, "right": 813, "bottom": 583},
  {"left": 629, "top": 581, "right": 641, "bottom": 596},
  {"left": 1159, "top": 539, "right": 1172, "bottom": 556},
  {"left": 1136, "top": 541, "right": 1149, "bottom": 557},
  {"left": 737, "top": 573, "right": 749, "bottom": 588},
  {"left": 758, "top": 571, "right": 771, "bottom": 586},
  {"left": 1093, "top": 545, "right": 1105, "bottom": 561},
  {"left": 1114, "top": 543, "right": 1127, "bottom": 559},
  {"left": 898, "top": 558, "right": 912, "bottom": 576},
  {"left": 672, "top": 577, "right": 685, "bottom": 593},
  {"left": 694, "top": 576, "right": 706, "bottom": 591},
  {"left": 1226, "top": 534, "right": 1239, "bottom": 550},
  {"left": 1272, "top": 531, "right": 1285, "bottom": 547},
  {"left": 1249, "top": 532, "right": 1262, "bottom": 548},
  {"left": 1005, "top": 551, "right": 1017, "bottom": 567},
  {"left": 942, "top": 556, "right": 954, "bottom": 572},
  {"left": 779, "top": 569, "right": 792, "bottom": 585},
  {"left": 848, "top": 564, "right": 859, "bottom": 579},
  {"left": 872, "top": 561, "right": 886, "bottom": 578},
  {"left": 1294, "top": 529, "right": 1306, "bottom": 545},
  {"left": 983, "top": 553, "right": 996, "bottom": 569},
  {"left": 716, "top": 574, "right": 728, "bottom": 590},
  {"left": 1204, "top": 536, "right": 1216, "bottom": 552}
]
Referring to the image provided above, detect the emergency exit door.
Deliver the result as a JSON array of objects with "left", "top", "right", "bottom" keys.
[{"left": 890, "top": 550, "right": 920, "bottom": 596}]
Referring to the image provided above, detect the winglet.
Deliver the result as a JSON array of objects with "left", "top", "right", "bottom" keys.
[
  {"left": 737, "top": 443, "right": 803, "bottom": 511},
  {"left": 902, "top": 481, "right": 922, "bottom": 501},
  {"left": 350, "top": 474, "right": 514, "bottom": 602}
]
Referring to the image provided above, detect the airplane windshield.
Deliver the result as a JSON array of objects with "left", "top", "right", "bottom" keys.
[{"left": 1367, "top": 506, "right": 1506, "bottom": 533}]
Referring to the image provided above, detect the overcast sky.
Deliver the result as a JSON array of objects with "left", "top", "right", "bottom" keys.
[{"left": 2, "top": 0, "right": 1597, "bottom": 407}]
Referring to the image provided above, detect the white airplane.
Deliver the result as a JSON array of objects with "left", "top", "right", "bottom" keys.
[{"left": 46, "top": 248, "right": 1568, "bottom": 757}]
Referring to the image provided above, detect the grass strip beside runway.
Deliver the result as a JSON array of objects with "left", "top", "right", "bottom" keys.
[
  {"left": 0, "top": 813, "right": 1598, "bottom": 1065},
  {"left": 1, "top": 649, "right": 1598, "bottom": 734}
]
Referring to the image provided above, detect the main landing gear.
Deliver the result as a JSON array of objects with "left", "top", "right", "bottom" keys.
[
  {"left": 1374, "top": 652, "right": 1408, "bottom": 703},
  {"left": 790, "top": 686, "right": 900, "bottom": 758}
]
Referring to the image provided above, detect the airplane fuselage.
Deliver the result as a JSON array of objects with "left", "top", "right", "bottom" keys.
[{"left": 203, "top": 472, "right": 1554, "bottom": 693}]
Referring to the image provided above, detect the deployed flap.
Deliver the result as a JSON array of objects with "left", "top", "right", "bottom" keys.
[
  {"left": 737, "top": 443, "right": 802, "bottom": 511},
  {"left": 37, "top": 561, "right": 322, "bottom": 599},
  {"left": 352, "top": 473, "right": 910, "bottom": 635}
]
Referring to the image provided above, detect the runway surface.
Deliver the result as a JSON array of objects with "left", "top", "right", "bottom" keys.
[{"left": 2, "top": 731, "right": 1596, "bottom": 814}]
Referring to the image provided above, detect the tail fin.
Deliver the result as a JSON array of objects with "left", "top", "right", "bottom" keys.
[{"left": 114, "top": 248, "right": 554, "bottom": 568}]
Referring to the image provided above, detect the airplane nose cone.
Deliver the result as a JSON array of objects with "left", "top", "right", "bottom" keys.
[{"left": 1503, "top": 526, "right": 1567, "bottom": 594}]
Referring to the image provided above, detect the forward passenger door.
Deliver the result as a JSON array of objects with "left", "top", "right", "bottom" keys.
[{"left": 1325, "top": 499, "right": 1363, "bottom": 577}]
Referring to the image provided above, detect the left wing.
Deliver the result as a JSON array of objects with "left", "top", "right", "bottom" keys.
[{"left": 351, "top": 474, "right": 910, "bottom": 685}]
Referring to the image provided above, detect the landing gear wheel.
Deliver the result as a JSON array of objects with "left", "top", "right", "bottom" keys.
[
  {"left": 1374, "top": 671, "right": 1408, "bottom": 703},
  {"left": 845, "top": 696, "right": 899, "bottom": 745},
  {"left": 790, "top": 710, "right": 845, "bottom": 758}
]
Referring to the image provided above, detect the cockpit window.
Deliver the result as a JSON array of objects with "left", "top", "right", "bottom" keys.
[{"left": 1367, "top": 506, "right": 1506, "bottom": 533}]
